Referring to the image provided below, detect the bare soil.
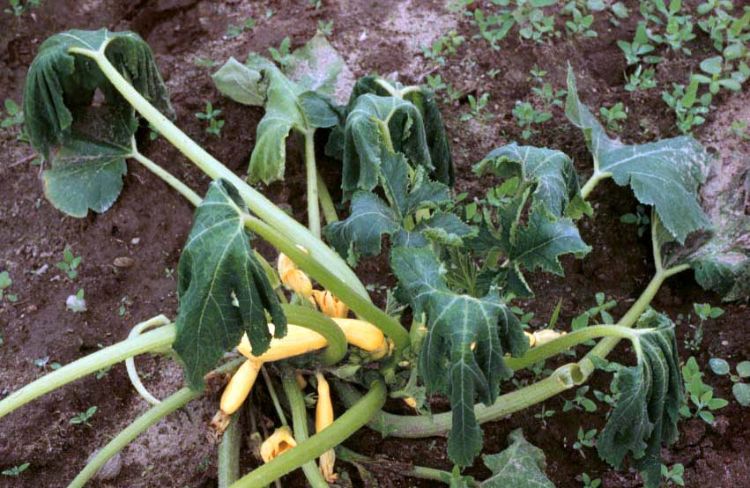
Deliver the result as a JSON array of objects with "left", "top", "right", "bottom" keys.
[{"left": 0, "top": 1, "right": 748, "bottom": 487}]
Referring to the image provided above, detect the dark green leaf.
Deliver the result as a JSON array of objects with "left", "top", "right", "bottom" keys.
[
  {"left": 323, "top": 191, "right": 400, "bottom": 266},
  {"left": 481, "top": 429, "right": 555, "bottom": 488},
  {"left": 24, "top": 29, "right": 172, "bottom": 160},
  {"left": 43, "top": 105, "right": 134, "bottom": 217},
  {"left": 566, "top": 66, "right": 710, "bottom": 243},
  {"left": 391, "top": 246, "right": 527, "bottom": 466},
  {"left": 475, "top": 143, "right": 582, "bottom": 218},
  {"left": 597, "top": 311, "right": 683, "bottom": 488},
  {"left": 174, "top": 180, "right": 287, "bottom": 388},
  {"left": 416, "top": 212, "right": 477, "bottom": 247}
]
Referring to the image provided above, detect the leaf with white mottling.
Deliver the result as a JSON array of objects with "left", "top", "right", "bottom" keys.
[{"left": 481, "top": 429, "right": 554, "bottom": 488}]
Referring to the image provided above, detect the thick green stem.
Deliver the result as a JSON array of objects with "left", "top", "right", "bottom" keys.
[
  {"left": 77, "top": 47, "right": 369, "bottom": 302},
  {"left": 243, "top": 215, "right": 410, "bottom": 354},
  {"left": 218, "top": 414, "right": 242, "bottom": 488},
  {"left": 505, "top": 325, "right": 639, "bottom": 371},
  {"left": 317, "top": 170, "right": 338, "bottom": 224},
  {"left": 282, "top": 371, "right": 329, "bottom": 488},
  {"left": 130, "top": 143, "right": 202, "bottom": 207},
  {"left": 580, "top": 170, "right": 612, "bottom": 199},
  {"left": 304, "top": 130, "right": 321, "bottom": 237},
  {"left": 231, "top": 381, "right": 386, "bottom": 488},
  {"left": 69, "top": 358, "right": 244, "bottom": 488},
  {"left": 0, "top": 323, "right": 176, "bottom": 419},
  {"left": 282, "top": 304, "right": 348, "bottom": 366}
]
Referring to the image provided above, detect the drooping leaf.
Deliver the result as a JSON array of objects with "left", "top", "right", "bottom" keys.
[
  {"left": 24, "top": 29, "right": 172, "bottom": 160},
  {"left": 658, "top": 158, "right": 750, "bottom": 301},
  {"left": 597, "top": 311, "right": 683, "bottom": 488},
  {"left": 391, "top": 246, "right": 528, "bottom": 466},
  {"left": 341, "top": 94, "right": 432, "bottom": 197},
  {"left": 566, "top": 66, "right": 710, "bottom": 243},
  {"left": 283, "top": 32, "right": 353, "bottom": 104},
  {"left": 211, "top": 57, "right": 266, "bottom": 106},
  {"left": 328, "top": 75, "right": 454, "bottom": 187},
  {"left": 43, "top": 105, "right": 135, "bottom": 217},
  {"left": 323, "top": 153, "right": 456, "bottom": 265},
  {"left": 474, "top": 143, "right": 584, "bottom": 219},
  {"left": 481, "top": 429, "right": 555, "bottom": 488},
  {"left": 173, "top": 180, "right": 287, "bottom": 388}
]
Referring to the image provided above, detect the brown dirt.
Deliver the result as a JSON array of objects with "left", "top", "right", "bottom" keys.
[{"left": 0, "top": 0, "right": 748, "bottom": 487}]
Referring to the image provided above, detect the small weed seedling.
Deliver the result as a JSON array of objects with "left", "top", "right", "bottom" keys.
[
  {"left": 534, "top": 404, "right": 556, "bottom": 426},
  {"left": 268, "top": 36, "right": 291, "bottom": 65},
  {"left": 680, "top": 356, "right": 728, "bottom": 424},
  {"left": 563, "top": 2, "right": 597, "bottom": 38},
  {"left": 1, "top": 463, "right": 30, "bottom": 477},
  {"left": 599, "top": 102, "right": 627, "bottom": 132},
  {"left": 662, "top": 79, "right": 711, "bottom": 133},
  {"left": 460, "top": 93, "right": 490, "bottom": 122},
  {"left": 618, "top": 23, "right": 660, "bottom": 65},
  {"left": 661, "top": 463, "right": 685, "bottom": 486},
  {"left": 563, "top": 386, "right": 598, "bottom": 413},
  {"left": 0, "top": 271, "right": 17, "bottom": 303},
  {"left": 620, "top": 204, "right": 650, "bottom": 237},
  {"left": 709, "top": 358, "right": 750, "bottom": 406},
  {"left": 195, "top": 102, "right": 225, "bottom": 137},
  {"left": 56, "top": 246, "right": 82, "bottom": 279},
  {"left": 70, "top": 406, "right": 98, "bottom": 426},
  {"left": 684, "top": 302, "right": 723, "bottom": 351},
  {"left": 581, "top": 472, "right": 602, "bottom": 488},
  {"left": 1, "top": 99, "right": 23, "bottom": 129},
  {"left": 512, "top": 101, "right": 552, "bottom": 139},
  {"left": 573, "top": 427, "right": 597, "bottom": 457},
  {"left": 625, "top": 65, "right": 658, "bottom": 92},
  {"left": 422, "top": 30, "right": 464, "bottom": 65},
  {"left": 317, "top": 20, "right": 333, "bottom": 36},
  {"left": 730, "top": 120, "right": 750, "bottom": 140},
  {"left": 4, "top": 0, "right": 41, "bottom": 16},
  {"left": 225, "top": 18, "right": 255, "bottom": 39},
  {"left": 66, "top": 288, "right": 86, "bottom": 313}
]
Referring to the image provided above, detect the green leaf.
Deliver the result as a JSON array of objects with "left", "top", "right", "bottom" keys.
[
  {"left": 481, "top": 429, "right": 554, "bottom": 488},
  {"left": 566, "top": 66, "right": 710, "bottom": 243},
  {"left": 336, "top": 75, "right": 454, "bottom": 186},
  {"left": 708, "top": 358, "right": 730, "bottom": 375},
  {"left": 24, "top": 29, "right": 172, "bottom": 160},
  {"left": 474, "top": 143, "right": 583, "bottom": 219},
  {"left": 416, "top": 212, "right": 476, "bottom": 247},
  {"left": 659, "top": 158, "right": 749, "bottom": 301},
  {"left": 324, "top": 191, "right": 400, "bottom": 266},
  {"left": 282, "top": 32, "right": 352, "bottom": 104},
  {"left": 211, "top": 57, "right": 266, "bottom": 106},
  {"left": 391, "top": 246, "right": 527, "bottom": 466},
  {"left": 732, "top": 383, "right": 750, "bottom": 406},
  {"left": 43, "top": 105, "right": 134, "bottom": 217},
  {"left": 737, "top": 361, "right": 750, "bottom": 378},
  {"left": 173, "top": 180, "right": 287, "bottom": 388},
  {"left": 596, "top": 311, "right": 684, "bottom": 488}
]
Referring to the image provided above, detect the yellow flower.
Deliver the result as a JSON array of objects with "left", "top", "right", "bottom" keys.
[
  {"left": 315, "top": 373, "right": 337, "bottom": 482},
  {"left": 260, "top": 426, "right": 297, "bottom": 463},
  {"left": 525, "top": 329, "right": 567, "bottom": 348},
  {"left": 403, "top": 396, "right": 418, "bottom": 409},
  {"left": 312, "top": 289, "right": 349, "bottom": 318},
  {"left": 277, "top": 253, "right": 313, "bottom": 297}
]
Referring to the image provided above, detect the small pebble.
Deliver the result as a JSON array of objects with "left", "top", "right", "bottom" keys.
[
  {"left": 86, "top": 450, "right": 122, "bottom": 481},
  {"left": 114, "top": 257, "right": 135, "bottom": 268},
  {"left": 131, "top": 237, "right": 141, "bottom": 245}
]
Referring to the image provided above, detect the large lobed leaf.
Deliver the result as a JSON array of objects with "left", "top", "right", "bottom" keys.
[
  {"left": 391, "top": 246, "right": 527, "bottom": 466},
  {"left": 173, "top": 180, "right": 286, "bottom": 388},
  {"left": 474, "top": 143, "right": 584, "bottom": 219},
  {"left": 659, "top": 157, "right": 750, "bottom": 301},
  {"left": 481, "top": 429, "right": 554, "bottom": 488},
  {"left": 24, "top": 29, "right": 172, "bottom": 217},
  {"left": 324, "top": 153, "right": 466, "bottom": 265},
  {"left": 565, "top": 66, "right": 710, "bottom": 244},
  {"left": 597, "top": 311, "right": 683, "bottom": 487}
]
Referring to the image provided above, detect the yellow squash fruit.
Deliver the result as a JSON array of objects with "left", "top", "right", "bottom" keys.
[
  {"left": 278, "top": 253, "right": 313, "bottom": 297},
  {"left": 238, "top": 325, "right": 328, "bottom": 362},
  {"left": 315, "top": 373, "right": 337, "bottom": 482},
  {"left": 260, "top": 426, "right": 297, "bottom": 463},
  {"left": 332, "top": 318, "right": 390, "bottom": 359}
]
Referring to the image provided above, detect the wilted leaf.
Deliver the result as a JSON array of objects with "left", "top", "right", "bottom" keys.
[
  {"left": 597, "top": 311, "right": 683, "bottom": 488},
  {"left": 391, "top": 246, "right": 527, "bottom": 466},
  {"left": 481, "top": 429, "right": 554, "bottom": 488},
  {"left": 173, "top": 180, "right": 286, "bottom": 388},
  {"left": 566, "top": 66, "right": 710, "bottom": 243},
  {"left": 283, "top": 32, "right": 353, "bottom": 104},
  {"left": 211, "top": 57, "right": 265, "bottom": 106},
  {"left": 24, "top": 29, "right": 172, "bottom": 160}
]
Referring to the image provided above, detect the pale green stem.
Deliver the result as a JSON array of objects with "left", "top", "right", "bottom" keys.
[
  {"left": 231, "top": 381, "right": 386, "bottom": 488},
  {"left": 73, "top": 46, "right": 369, "bottom": 302},
  {"left": 282, "top": 371, "right": 329, "bottom": 488},
  {"left": 317, "top": 170, "right": 338, "bottom": 224},
  {"left": 0, "top": 323, "right": 176, "bottom": 419},
  {"left": 125, "top": 314, "right": 171, "bottom": 406},
  {"left": 580, "top": 170, "right": 612, "bottom": 199},
  {"left": 130, "top": 142, "right": 202, "bottom": 207},
  {"left": 304, "top": 130, "right": 321, "bottom": 237},
  {"left": 69, "top": 358, "right": 244, "bottom": 488},
  {"left": 262, "top": 366, "right": 288, "bottom": 427},
  {"left": 218, "top": 414, "right": 242, "bottom": 488}
]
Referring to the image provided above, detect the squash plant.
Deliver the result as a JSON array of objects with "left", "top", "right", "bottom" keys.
[{"left": 0, "top": 29, "right": 748, "bottom": 488}]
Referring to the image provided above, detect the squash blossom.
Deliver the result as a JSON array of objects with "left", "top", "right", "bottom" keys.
[
  {"left": 260, "top": 426, "right": 298, "bottom": 463},
  {"left": 524, "top": 329, "right": 567, "bottom": 347},
  {"left": 315, "top": 373, "right": 337, "bottom": 482},
  {"left": 277, "top": 253, "right": 313, "bottom": 297},
  {"left": 312, "top": 289, "right": 349, "bottom": 318}
]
